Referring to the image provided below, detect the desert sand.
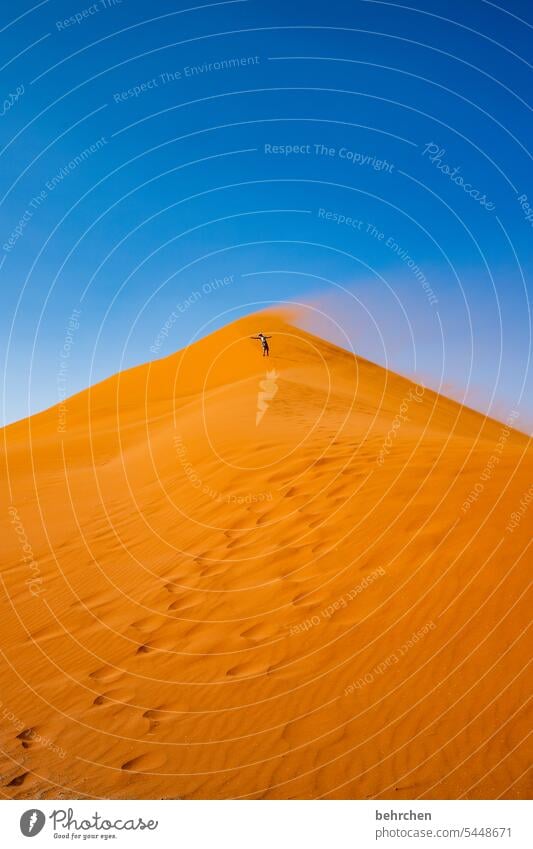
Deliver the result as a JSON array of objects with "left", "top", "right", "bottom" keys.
[{"left": 1, "top": 309, "right": 531, "bottom": 799}]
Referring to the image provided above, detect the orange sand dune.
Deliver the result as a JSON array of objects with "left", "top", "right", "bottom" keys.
[{"left": 1, "top": 309, "right": 531, "bottom": 799}]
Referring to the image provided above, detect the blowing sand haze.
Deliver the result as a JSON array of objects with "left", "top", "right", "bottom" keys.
[{"left": 1, "top": 309, "right": 530, "bottom": 800}]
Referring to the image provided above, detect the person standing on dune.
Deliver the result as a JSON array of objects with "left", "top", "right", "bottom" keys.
[{"left": 251, "top": 332, "right": 272, "bottom": 357}]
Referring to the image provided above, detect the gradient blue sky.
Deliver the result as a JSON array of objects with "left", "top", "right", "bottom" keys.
[{"left": 1, "top": 0, "right": 531, "bottom": 428}]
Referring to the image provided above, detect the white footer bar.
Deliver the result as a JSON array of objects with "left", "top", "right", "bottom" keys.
[{"left": 3, "top": 799, "right": 531, "bottom": 848}]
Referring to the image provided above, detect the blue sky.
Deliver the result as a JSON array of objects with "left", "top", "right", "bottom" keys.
[{"left": 1, "top": 0, "right": 531, "bottom": 428}]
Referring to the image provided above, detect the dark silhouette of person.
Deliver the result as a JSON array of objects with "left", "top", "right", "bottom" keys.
[{"left": 251, "top": 333, "right": 272, "bottom": 356}]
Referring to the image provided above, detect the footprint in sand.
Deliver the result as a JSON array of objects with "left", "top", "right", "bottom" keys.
[
  {"left": 167, "top": 593, "right": 203, "bottom": 613},
  {"left": 291, "top": 590, "right": 323, "bottom": 609},
  {"left": 225, "top": 536, "right": 247, "bottom": 550},
  {"left": 135, "top": 636, "right": 177, "bottom": 655},
  {"left": 29, "top": 623, "right": 66, "bottom": 642},
  {"left": 199, "top": 563, "right": 226, "bottom": 578},
  {"left": 291, "top": 591, "right": 309, "bottom": 606},
  {"left": 162, "top": 582, "right": 183, "bottom": 594},
  {"left": 311, "top": 541, "right": 332, "bottom": 555},
  {"left": 16, "top": 727, "right": 38, "bottom": 749},
  {"left": 307, "top": 516, "right": 324, "bottom": 529},
  {"left": 225, "top": 658, "right": 271, "bottom": 678},
  {"left": 314, "top": 457, "right": 335, "bottom": 468},
  {"left": 130, "top": 614, "right": 164, "bottom": 633},
  {"left": 92, "top": 687, "right": 133, "bottom": 707},
  {"left": 7, "top": 772, "right": 29, "bottom": 787},
  {"left": 142, "top": 707, "right": 168, "bottom": 733},
  {"left": 240, "top": 621, "right": 279, "bottom": 642},
  {"left": 89, "top": 665, "right": 122, "bottom": 683},
  {"left": 161, "top": 564, "right": 190, "bottom": 582},
  {"left": 193, "top": 548, "right": 221, "bottom": 561},
  {"left": 121, "top": 752, "right": 167, "bottom": 772}
]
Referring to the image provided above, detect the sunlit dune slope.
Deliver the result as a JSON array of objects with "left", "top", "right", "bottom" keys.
[{"left": 1, "top": 309, "right": 531, "bottom": 800}]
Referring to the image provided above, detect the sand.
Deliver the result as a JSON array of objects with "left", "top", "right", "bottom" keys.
[{"left": 0, "top": 309, "right": 531, "bottom": 799}]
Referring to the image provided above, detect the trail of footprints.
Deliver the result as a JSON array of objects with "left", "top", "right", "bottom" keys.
[{"left": 0, "top": 447, "right": 360, "bottom": 785}]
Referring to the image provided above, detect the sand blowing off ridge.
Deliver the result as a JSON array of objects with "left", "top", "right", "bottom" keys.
[{"left": 0, "top": 309, "right": 531, "bottom": 799}]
